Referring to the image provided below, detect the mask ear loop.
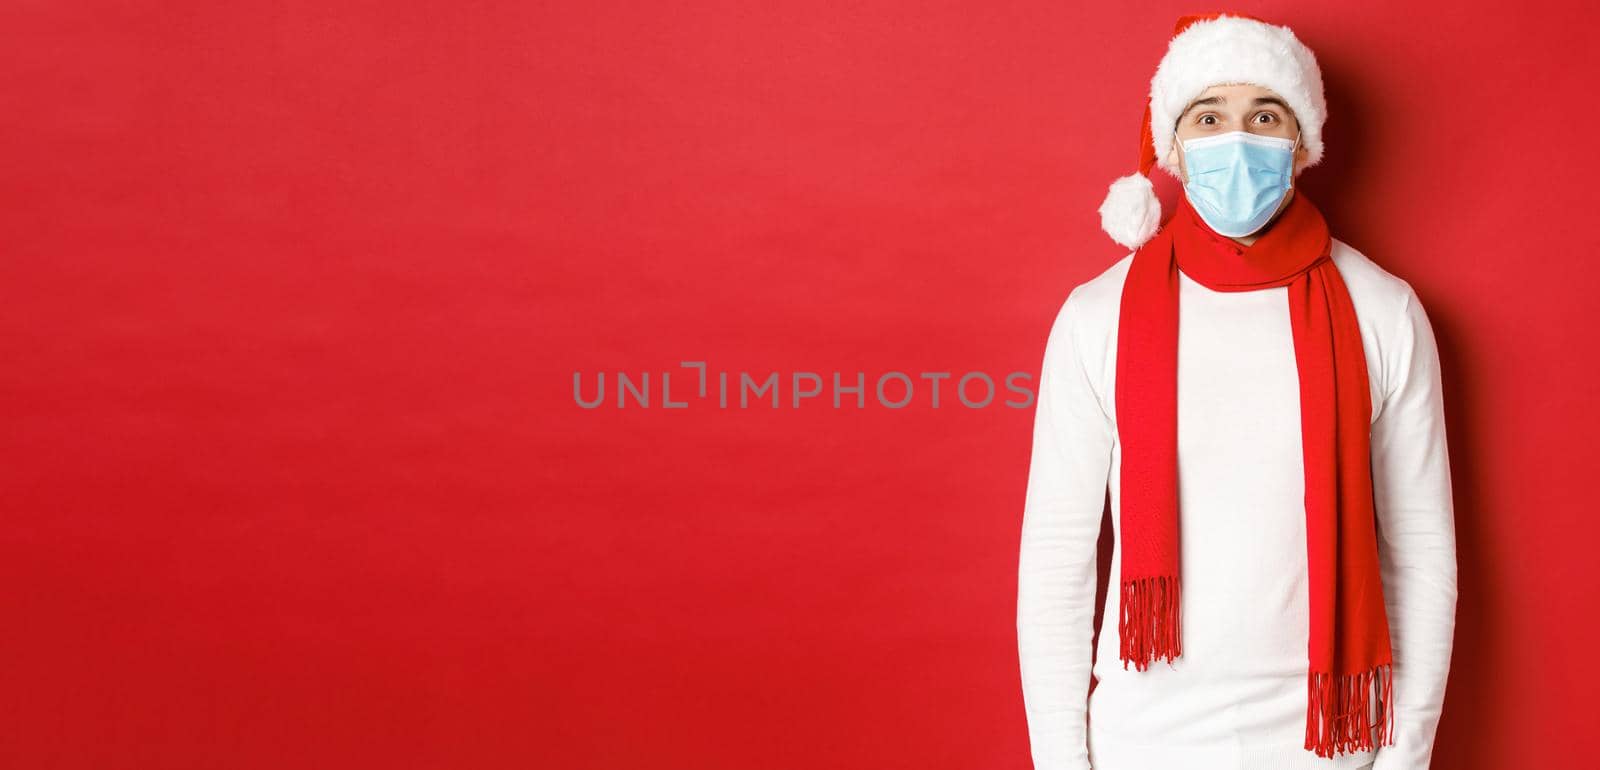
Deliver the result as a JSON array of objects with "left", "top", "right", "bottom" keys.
[
  {"left": 1175, "top": 129, "right": 1193, "bottom": 186},
  {"left": 1286, "top": 130, "right": 1303, "bottom": 189},
  {"left": 1175, "top": 132, "right": 1186, "bottom": 185}
]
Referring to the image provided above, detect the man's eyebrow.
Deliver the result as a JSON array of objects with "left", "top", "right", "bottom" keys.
[
  {"left": 1181, "top": 95, "right": 1225, "bottom": 116},
  {"left": 1251, "top": 96, "right": 1291, "bottom": 112},
  {"left": 1179, "top": 94, "right": 1293, "bottom": 118}
]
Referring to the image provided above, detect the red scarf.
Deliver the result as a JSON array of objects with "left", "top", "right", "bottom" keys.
[{"left": 1114, "top": 190, "right": 1396, "bottom": 757}]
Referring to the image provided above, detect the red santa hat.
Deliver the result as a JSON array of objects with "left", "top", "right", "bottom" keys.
[{"left": 1097, "top": 12, "right": 1329, "bottom": 251}]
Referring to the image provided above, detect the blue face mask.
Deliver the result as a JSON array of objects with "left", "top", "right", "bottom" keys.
[{"left": 1177, "top": 130, "right": 1301, "bottom": 237}]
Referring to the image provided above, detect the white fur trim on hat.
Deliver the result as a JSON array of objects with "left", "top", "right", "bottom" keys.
[
  {"left": 1098, "top": 172, "right": 1161, "bottom": 251},
  {"left": 1149, "top": 15, "right": 1327, "bottom": 176}
]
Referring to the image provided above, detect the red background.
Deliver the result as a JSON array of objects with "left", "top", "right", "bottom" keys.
[{"left": 4, "top": 2, "right": 1597, "bottom": 768}]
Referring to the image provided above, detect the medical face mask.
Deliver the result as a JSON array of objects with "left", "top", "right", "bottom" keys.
[{"left": 1177, "top": 130, "right": 1300, "bottom": 237}]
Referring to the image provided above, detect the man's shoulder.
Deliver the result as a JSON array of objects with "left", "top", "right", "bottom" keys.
[
  {"left": 1058, "top": 252, "right": 1135, "bottom": 321},
  {"left": 1327, "top": 237, "right": 1429, "bottom": 361},
  {"left": 1037, "top": 253, "right": 1130, "bottom": 392},
  {"left": 1330, "top": 237, "right": 1418, "bottom": 306}
]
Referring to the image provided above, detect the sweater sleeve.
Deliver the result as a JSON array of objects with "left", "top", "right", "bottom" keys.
[
  {"left": 1369, "top": 288, "right": 1459, "bottom": 770},
  {"left": 1017, "top": 287, "right": 1115, "bottom": 770}
]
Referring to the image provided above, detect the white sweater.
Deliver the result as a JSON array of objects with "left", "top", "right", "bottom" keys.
[{"left": 1016, "top": 240, "right": 1458, "bottom": 770}]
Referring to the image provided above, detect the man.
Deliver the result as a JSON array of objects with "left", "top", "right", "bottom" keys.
[{"left": 1016, "top": 13, "right": 1458, "bottom": 770}]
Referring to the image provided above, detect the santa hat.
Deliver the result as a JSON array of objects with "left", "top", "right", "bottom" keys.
[{"left": 1097, "top": 12, "right": 1328, "bottom": 251}]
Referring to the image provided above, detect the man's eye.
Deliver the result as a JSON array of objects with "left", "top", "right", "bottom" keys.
[
  {"left": 1199, "top": 115, "right": 1216, "bottom": 125},
  {"left": 1256, "top": 113, "right": 1276, "bottom": 123}
]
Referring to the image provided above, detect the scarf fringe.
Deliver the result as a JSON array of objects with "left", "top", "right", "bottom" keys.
[
  {"left": 1118, "top": 574, "right": 1182, "bottom": 670},
  {"left": 1304, "top": 663, "right": 1395, "bottom": 758}
]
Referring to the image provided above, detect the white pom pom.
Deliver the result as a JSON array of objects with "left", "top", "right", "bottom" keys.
[{"left": 1097, "top": 173, "right": 1162, "bottom": 250}]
